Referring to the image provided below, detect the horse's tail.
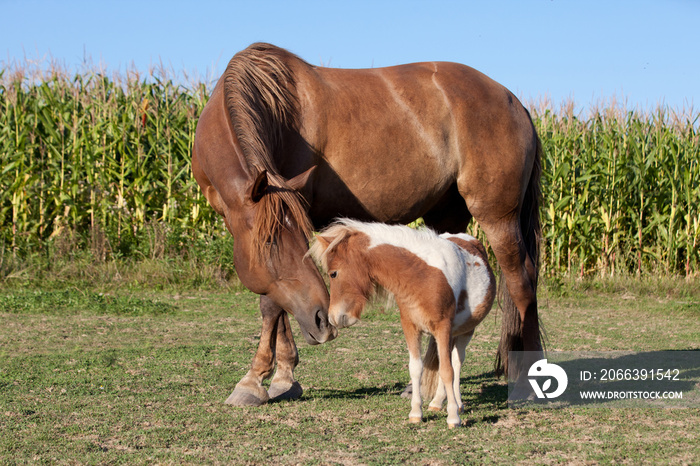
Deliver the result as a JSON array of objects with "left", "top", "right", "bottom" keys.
[
  {"left": 494, "top": 132, "right": 543, "bottom": 377},
  {"left": 420, "top": 336, "right": 440, "bottom": 400}
]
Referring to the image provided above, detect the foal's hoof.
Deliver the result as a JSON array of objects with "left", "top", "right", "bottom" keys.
[
  {"left": 408, "top": 416, "right": 422, "bottom": 424},
  {"left": 268, "top": 381, "right": 303, "bottom": 402},
  {"left": 428, "top": 405, "right": 442, "bottom": 412},
  {"left": 447, "top": 422, "right": 461, "bottom": 429},
  {"left": 225, "top": 383, "right": 269, "bottom": 407}
]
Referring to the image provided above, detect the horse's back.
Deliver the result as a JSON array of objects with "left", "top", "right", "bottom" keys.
[{"left": 292, "top": 60, "right": 536, "bottom": 226}]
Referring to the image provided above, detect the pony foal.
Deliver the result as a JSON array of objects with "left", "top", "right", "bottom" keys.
[{"left": 310, "top": 219, "right": 496, "bottom": 428}]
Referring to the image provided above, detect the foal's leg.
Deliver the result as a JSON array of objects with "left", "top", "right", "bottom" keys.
[
  {"left": 268, "top": 310, "right": 303, "bottom": 401},
  {"left": 400, "top": 315, "right": 424, "bottom": 423},
  {"left": 450, "top": 332, "right": 472, "bottom": 413},
  {"left": 434, "top": 327, "right": 461, "bottom": 428},
  {"left": 428, "top": 331, "right": 473, "bottom": 413},
  {"left": 225, "top": 296, "right": 281, "bottom": 406}
]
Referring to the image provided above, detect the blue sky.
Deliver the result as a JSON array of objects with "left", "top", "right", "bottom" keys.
[{"left": 2, "top": 0, "right": 698, "bottom": 114}]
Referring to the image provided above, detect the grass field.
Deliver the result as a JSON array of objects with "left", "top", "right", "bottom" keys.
[
  {"left": 3, "top": 60, "right": 699, "bottom": 464},
  {"left": 1, "top": 279, "right": 698, "bottom": 464}
]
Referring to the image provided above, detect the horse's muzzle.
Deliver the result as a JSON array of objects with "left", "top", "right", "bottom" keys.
[{"left": 301, "top": 308, "right": 338, "bottom": 345}]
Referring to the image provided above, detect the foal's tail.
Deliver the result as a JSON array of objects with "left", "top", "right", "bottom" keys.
[
  {"left": 494, "top": 133, "right": 544, "bottom": 377},
  {"left": 420, "top": 337, "right": 440, "bottom": 400}
]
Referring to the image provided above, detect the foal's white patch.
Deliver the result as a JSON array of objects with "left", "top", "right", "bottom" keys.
[
  {"left": 336, "top": 220, "right": 491, "bottom": 328},
  {"left": 439, "top": 233, "right": 493, "bottom": 329}
]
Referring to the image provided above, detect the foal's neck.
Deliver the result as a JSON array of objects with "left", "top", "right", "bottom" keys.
[{"left": 366, "top": 244, "right": 434, "bottom": 298}]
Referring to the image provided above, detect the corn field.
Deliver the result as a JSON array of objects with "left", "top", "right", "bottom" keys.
[
  {"left": 0, "top": 65, "right": 220, "bottom": 262},
  {"left": 1, "top": 65, "right": 698, "bottom": 277},
  {"left": 534, "top": 101, "right": 699, "bottom": 278}
]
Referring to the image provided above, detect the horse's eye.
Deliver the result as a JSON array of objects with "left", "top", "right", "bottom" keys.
[{"left": 329, "top": 271, "right": 338, "bottom": 279}]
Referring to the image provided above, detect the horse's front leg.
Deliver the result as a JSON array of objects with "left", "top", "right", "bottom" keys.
[
  {"left": 268, "top": 304, "right": 304, "bottom": 401},
  {"left": 225, "top": 296, "right": 282, "bottom": 406}
]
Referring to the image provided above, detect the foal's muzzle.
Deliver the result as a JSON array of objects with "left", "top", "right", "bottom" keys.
[{"left": 329, "top": 312, "right": 358, "bottom": 329}]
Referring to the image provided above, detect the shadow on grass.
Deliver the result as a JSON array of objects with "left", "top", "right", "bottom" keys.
[
  {"left": 302, "top": 370, "right": 509, "bottom": 406},
  {"left": 301, "top": 382, "right": 408, "bottom": 401}
]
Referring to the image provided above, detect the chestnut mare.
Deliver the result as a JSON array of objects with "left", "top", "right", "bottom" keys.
[
  {"left": 192, "top": 43, "right": 543, "bottom": 407},
  {"left": 310, "top": 220, "right": 496, "bottom": 427}
]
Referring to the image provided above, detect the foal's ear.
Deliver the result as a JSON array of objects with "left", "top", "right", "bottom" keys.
[
  {"left": 314, "top": 233, "right": 331, "bottom": 251},
  {"left": 249, "top": 170, "right": 269, "bottom": 203},
  {"left": 286, "top": 166, "right": 316, "bottom": 198}
]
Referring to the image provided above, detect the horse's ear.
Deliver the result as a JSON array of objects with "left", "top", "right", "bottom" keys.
[
  {"left": 249, "top": 170, "right": 269, "bottom": 203},
  {"left": 286, "top": 166, "right": 316, "bottom": 194}
]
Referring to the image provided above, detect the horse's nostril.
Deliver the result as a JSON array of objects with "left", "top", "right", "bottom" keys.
[{"left": 315, "top": 309, "right": 324, "bottom": 330}]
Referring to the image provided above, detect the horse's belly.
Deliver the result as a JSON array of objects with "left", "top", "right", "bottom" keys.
[
  {"left": 311, "top": 158, "right": 452, "bottom": 225},
  {"left": 310, "top": 123, "right": 457, "bottom": 223}
]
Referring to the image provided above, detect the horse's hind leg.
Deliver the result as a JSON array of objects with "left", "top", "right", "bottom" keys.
[
  {"left": 479, "top": 218, "right": 542, "bottom": 376},
  {"left": 225, "top": 296, "right": 281, "bottom": 406},
  {"left": 268, "top": 311, "right": 303, "bottom": 401}
]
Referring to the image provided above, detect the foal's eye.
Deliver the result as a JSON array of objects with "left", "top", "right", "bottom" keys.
[{"left": 329, "top": 271, "right": 338, "bottom": 279}]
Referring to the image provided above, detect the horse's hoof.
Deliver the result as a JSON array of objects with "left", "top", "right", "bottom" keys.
[
  {"left": 268, "top": 380, "right": 303, "bottom": 401},
  {"left": 408, "top": 416, "right": 422, "bottom": 424},
  {"left": 225, "top": 383, "right": 269, "bottom": 407},
  {"left": 447, "top": 422, "right": 461, "bottom": 429},
  {"left": 510, "top": 380, "right": 537, "bottom": 401},
  {"left": 428, "top": 405, "right": 442, "bottom": 412},
  {"left": 400, "top": 383, "right": 413, "bottom": 399}
]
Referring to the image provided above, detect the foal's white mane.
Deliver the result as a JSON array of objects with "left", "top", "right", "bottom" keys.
[{"left": 309, "top": 218, "right": 455, "bottom": 272}]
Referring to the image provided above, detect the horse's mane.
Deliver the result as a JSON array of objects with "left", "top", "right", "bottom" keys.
[{"left": 224, "top": 43, "right": 314, "bottom": 256}]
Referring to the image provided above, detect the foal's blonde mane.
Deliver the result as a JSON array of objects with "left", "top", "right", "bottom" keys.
[
  {"left": 307, "top": 220, "right": 362, "bottom": 272},
  {"left": 224, "top": 43, "right": 315, "bottom": 257},
  {"left": 308, "top": 219, "right": 396, "bottom": 309},
  {"left": 309, "top": 218, "right": 443, "bottom": 270}
]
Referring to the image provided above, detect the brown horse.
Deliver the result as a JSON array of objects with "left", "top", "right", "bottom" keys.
[
  {"left": 309, "top": 219, "right": 496, "bottom": 427},
  {"left": 192, "top": 42, "right": 543, "bottom": 406}
]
